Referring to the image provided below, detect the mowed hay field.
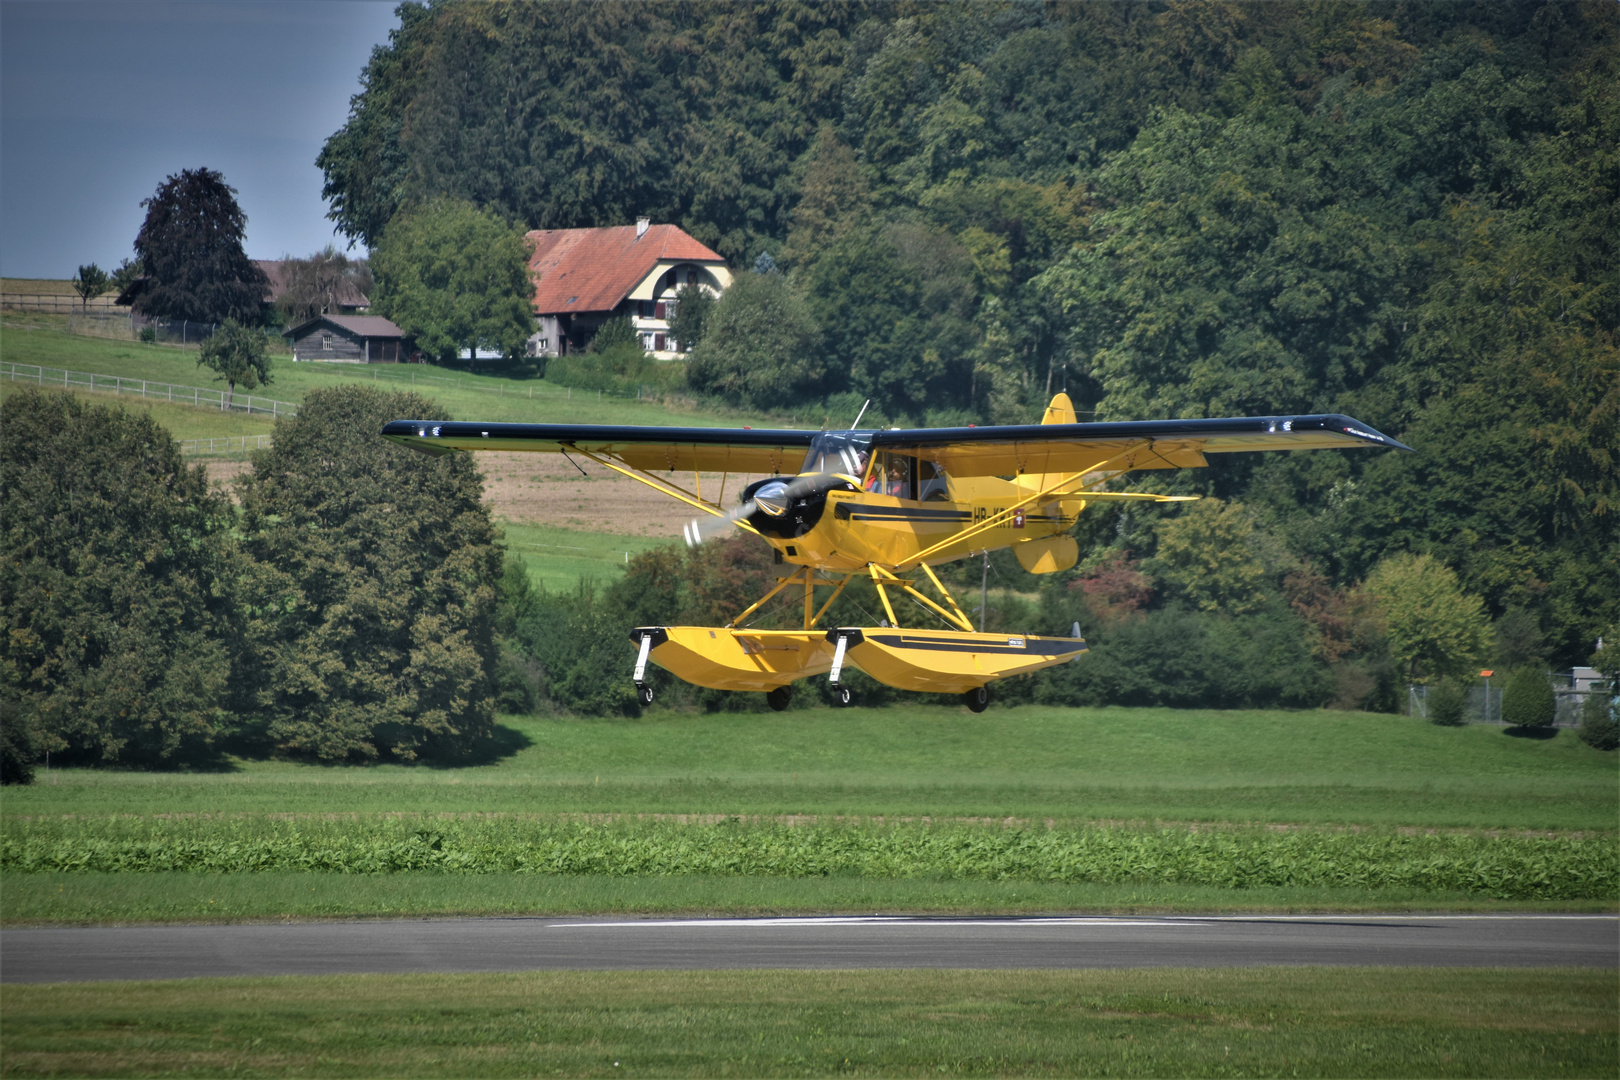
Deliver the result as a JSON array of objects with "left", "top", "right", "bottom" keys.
[{"left": 5, "top": 707, "right": 1615, "bottom": 924}]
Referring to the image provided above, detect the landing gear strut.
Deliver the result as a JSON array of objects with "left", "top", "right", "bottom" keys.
[
  {"left": 766, "top": 685, "right": 793, "bottom": 712},
  {"left": 963, "top": 685, "right": 989, "bottom": 713}
]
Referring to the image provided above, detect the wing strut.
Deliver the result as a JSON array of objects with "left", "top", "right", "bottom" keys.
[
  {"left": 568, "top": 444, "right": 728, "bottom": 520},
  {"left": 897, "top": 442, "right": 1153, "bottom": 570}
]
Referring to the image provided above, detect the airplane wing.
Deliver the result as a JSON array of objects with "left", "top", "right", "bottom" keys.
[
  {"left": 380, "top": 420, "right": 818, "bottom": 475},
  {"left": 868, "top": 414, "right": 1410, "bottom": 479}
]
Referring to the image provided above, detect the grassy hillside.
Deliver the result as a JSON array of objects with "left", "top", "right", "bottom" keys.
[
  {"left": 0, "top": 319, "right": 792, "bottom": 428},
  {"left": 0, "top": 380, "right": 276, "bottom": 442}
]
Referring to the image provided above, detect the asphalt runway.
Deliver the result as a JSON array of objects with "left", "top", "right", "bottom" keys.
[{"left": 3, "top": 915, "right": 1613, "bottom": 983}]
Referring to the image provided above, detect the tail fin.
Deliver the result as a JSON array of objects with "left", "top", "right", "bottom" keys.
[
  {"left": 1019, "top": 392, "right": 1084, "bottom": 500},
  {"left": 1042, "top": 392, "right": 1078, "bottom": 426}
]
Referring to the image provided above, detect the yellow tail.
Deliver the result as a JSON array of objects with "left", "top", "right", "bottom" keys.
[
  {"left": 1041, "top": 391, "right": 1078, "bottom": 426},
  {"left": 1011, "top": 393, "right": 1083, "bottom": 573}
]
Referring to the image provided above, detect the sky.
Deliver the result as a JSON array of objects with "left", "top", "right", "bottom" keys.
[{"left": 1, "top": 0, "right": 400, "bottom": 280}]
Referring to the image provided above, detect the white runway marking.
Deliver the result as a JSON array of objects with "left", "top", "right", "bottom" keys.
[
  {"left": 556, "top": 917, "right": 1206, "bottom": 929},
  {"left": 553, "top": 914, "right": 1617, "bottom": 929}
]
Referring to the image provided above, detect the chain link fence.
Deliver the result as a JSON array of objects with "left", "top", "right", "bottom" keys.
[
  {"left": 1407, "top": 676, "right": 1606, "bottom": 727},
  {"left": 55, "top": 310, "right": 221, "bottom": 344}
]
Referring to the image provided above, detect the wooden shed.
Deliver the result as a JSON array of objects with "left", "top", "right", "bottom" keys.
[{"left": 284, "top": 314, "right": 405, "bottom": 363}]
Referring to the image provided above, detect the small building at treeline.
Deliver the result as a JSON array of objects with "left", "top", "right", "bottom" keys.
[{"left": 284, "top": 314, "right": 406, "bottom": 363}]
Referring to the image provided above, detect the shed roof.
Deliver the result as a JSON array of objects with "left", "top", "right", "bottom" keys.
[
  {"left": 284, "top": 314, "right": 402, "bottom": 339},
  {"left": 526, "top": 224, "right": 725, "bottom": 315}
]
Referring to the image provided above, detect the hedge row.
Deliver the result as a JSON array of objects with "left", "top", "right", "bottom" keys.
[{"left": 4, "top": 818, "right": 1613, "bottom": 900}]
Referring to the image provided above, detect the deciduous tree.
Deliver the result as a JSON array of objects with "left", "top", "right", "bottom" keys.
[
  {"left": 132, "top": 167, "right": 268, "bottom": 324},
  {"left": 0, "top": 389, "right": 237, "bottom": 766},
  {"left": 667, "top": 284, "right": 715, "bottom": 352},
  {"left": 1359, "top": 553, "right": 1491, "bottom": 683},
  {"left": 370, "top": 198, "right": 534, "bottom": 363},
  {"left": 1501, "top": 666, "right": 1555, "bottom": 730},
  {"left": 72, "top": 263, "right": 108, "bottom": 312},
  {"left": 687, "top": 271, "right": 822, "bottom": 409},
  {"left": 197, "top": 319, "right": 272, "bottom": 409},
  {"left": 274, "top": 246, "right": 372, "bottom": 324},
  {"left": 235, "top": 385, "right": 502, "bottom": 761},
  {"left": 1148, "top": 499, "right": 1270, "bottom": 615}
]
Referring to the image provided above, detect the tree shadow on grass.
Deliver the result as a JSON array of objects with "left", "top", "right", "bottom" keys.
[
  {"left": 1503, "top": 725, "right": 1560, "bottom": 740},
  {"left": 423, "top": 721, "right": 535, "bottom": 768}
]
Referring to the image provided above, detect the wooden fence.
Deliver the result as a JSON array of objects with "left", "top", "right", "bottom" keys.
[
  {"left": 1, "top": 293, "right": 126, "bottom": 314},
  {"left": 178, "top": 435, "right": 275, "bottom": 456}
]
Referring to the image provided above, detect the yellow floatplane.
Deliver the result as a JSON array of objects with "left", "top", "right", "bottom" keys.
[{"left": 383, "top": 395, "right": 1407, "bottom": 710}]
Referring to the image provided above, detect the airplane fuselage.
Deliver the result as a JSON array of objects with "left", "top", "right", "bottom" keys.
[{"left": 748, "top": 475, "right": 1084, "bottom": 573}]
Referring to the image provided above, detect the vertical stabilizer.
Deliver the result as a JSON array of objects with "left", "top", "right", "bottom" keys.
[
  {"left": 1019, "top": 393, "right": 1086, "bottom": 520},
  {"left": 1042, "top": 392, "right": 1078, "bottom": 425}
]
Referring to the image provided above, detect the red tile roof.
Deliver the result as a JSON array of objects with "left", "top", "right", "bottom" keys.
[{"left": 526, "top": 225, "right": 725, "bottom": 315}]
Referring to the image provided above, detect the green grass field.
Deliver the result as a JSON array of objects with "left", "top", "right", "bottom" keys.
[
  {"left": 0, "top": 377, "right": 277, "bottom": 442},
  {"left": 0, "top": 318, "right": 788, "bottom": 428},
  {"left": 5, "top": 708, "right": 1614, "bottom": 924},
  {"left": 9, "top": 708, "right": 1611, "bottom": 827},
  {"left": 2, "top": 277, "right": 87, "bottom": 296},
  {"left": 3, "top": 968, "right": 1613, "bottom": 1077},
  {"left": 499, "top": 523, "right": 669, "bottom": 592}
]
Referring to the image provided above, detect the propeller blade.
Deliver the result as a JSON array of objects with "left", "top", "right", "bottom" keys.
[
  {"left": 685, "top": 501, "right": 756, "bottom": 547},
  {"left": 682, "top": 473, "right": 857, "bottom": 547}
]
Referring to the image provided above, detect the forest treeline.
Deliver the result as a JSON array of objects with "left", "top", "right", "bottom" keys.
[{"left": 322, "top": 0, "right": 1616, "bottom": 668}]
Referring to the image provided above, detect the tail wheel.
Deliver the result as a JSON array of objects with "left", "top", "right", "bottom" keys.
[
  {"left": 833, "top": 685, "right": 853, "bottom": 708},
  {"left": 964, "top": 685, "right": 989, "bottom": 713},
  {"left": 636, "top": 684, "right": 654, "bottom": 707},
  {"left": 766, "top": 685, "right": 793, "bottom": 712}
]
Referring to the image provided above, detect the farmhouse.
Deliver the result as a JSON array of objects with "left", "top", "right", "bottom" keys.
[
  {"left": 283, "top": 314, "right": 405, "bottom": 363},
  {"left": 526, "top": 218, "right": 731, "bottom": 358}
]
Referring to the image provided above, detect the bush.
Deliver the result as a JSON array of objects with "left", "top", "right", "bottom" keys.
[
  {"left": 1032, "top": 602, "right": 1334, "bottom": 710},
  {"left": 235, "top": 385, "right": 502, "bottom": 760},
  {"left": 1577, "top": 690, "right": 1617, "bottom": 751},
  {"left": 1501, "top": 668, "right": 1556, "bottom": 729},
  {"left": 0, "top": 692, "right": 39, "bottom": 784},
  {"left": 0, "top": 389, "right": 237, "bottom": 766},
  {"left": 1427, "top": 680, "right": 1468, "bottom": 726},
  {"left": 544, "top": 349, "right": 685, "bottom": 398}
]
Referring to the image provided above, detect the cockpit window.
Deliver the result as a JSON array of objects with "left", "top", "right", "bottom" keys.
[{"left": 800, "top": 431, "right": 873, "bottom": 477}]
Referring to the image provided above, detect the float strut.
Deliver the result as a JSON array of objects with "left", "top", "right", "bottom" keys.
[
  {"left": 828, "top": 634, "right": 849, "bottom": 686},
  {"left": 633, "top": 632, "right": 653, "bottom": 685}
]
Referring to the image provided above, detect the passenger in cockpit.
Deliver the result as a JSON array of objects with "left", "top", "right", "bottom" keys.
[{"left": 884, "top": 458, "right": 913, "bottom": 499}]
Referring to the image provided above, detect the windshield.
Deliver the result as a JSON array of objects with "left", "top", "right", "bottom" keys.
[{"left": 799, "top": 431, "right": 873, "bottom": 477}]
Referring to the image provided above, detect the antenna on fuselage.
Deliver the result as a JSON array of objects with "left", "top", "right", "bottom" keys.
[{"left": 850, "top": 398, "right": 871, "bottom": 430}]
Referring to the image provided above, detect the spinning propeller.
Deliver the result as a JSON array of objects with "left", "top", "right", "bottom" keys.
[{"left": 683, "top": 471, "right": 859, "bottom": 547}]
